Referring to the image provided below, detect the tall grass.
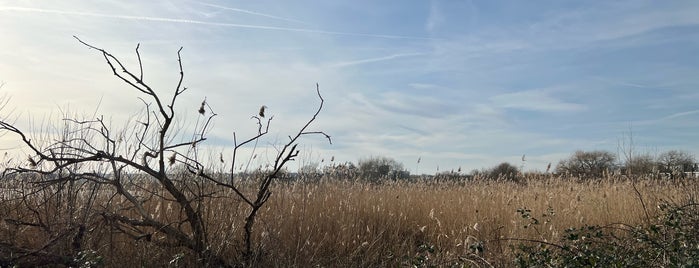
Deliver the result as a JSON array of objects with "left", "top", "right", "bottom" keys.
[{"left": 1, "top": 175, "right": 696, "bottom": 267}]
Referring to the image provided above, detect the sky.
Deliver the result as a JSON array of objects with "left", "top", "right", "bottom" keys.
[{"left": 1, "top": 1, "right": 698, "bottom": 174}]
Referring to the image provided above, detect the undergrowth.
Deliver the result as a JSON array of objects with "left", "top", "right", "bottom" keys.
[{"left": 513, "top": 201, "right": 699, "bottom": 267}]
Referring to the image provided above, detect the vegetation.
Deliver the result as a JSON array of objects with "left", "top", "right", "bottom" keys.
[
  {"left": 1, "top": 173, "right": 697, "bottom": 267},
  {"left": 1, "top": 39, "right": 698, "bottom": 267},
  {"left": 485, "top": 162, "right": 521, "bottom": 181},
  {"left": 556, "top": 150, "right": 617, "bottom": 179},
  {"left": 357, "top": 156, "right": 410, "bottom": 183},
  {"left": 657, "top": 150, "right": 697, "bottom": 180},
  {"left": 513, "top": 202, "right": 699, "bottom": 267},
  {"left": 0, "top": 38, "right": 330, "bottom": 267}
]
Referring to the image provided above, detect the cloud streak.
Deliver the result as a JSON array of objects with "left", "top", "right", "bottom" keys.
[
  {"left": 425, "top": 0, "right": 444, "bottom": 32},
  {"left": 490, "top": 89, "right": 586, "bottom": 112},
  {"left": 196, "top": 2, "right": 308, "bottom": 25},
  {"left": 0, "top": 6, "right": 438, "bottom": 40},
  {"left": 663, "top": 110, "right": 699, "bottom": 120},
  {"left": 331, "top": 53, "right": 424, "bottom": 68}
]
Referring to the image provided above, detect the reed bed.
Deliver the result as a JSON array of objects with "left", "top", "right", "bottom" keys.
[{"left": 1, "top": 175, "right": 696, "bottom": 267}]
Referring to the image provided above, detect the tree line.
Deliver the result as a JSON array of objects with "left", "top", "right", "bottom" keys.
[{"left": 298, "top": 150, "right": 697, "bottom": 183}]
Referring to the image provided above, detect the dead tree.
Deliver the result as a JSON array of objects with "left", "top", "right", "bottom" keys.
[{"left": 0, "top": 37, "right": 330, "bottom": 267}]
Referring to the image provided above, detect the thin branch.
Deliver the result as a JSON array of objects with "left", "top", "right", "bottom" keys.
[{"left": 136, "top": 43, "right": 143, "bottom": 82}]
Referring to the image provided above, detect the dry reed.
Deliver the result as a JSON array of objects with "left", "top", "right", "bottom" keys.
[{"left": 1, "top": 175, "right": 696, "bottom": 267}]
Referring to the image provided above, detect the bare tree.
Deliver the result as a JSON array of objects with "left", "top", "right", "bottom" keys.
[
  {"left": 357, "top": 156, "right": 410, "bottom": 183},
  {"left": 0, "top": 37, "right": 330, "bottom": 267},
  {"left": 657, "top": 150, "right": 696, "bottom": 180},
  {"left": 556, "top": 150, "right": 616, "bottom": 179},
  {"left": 488, "top": 162, "right": 520, "bottom": 181},
  {"left": 625, "top": 153, "right": 657, "bottom": 177}
]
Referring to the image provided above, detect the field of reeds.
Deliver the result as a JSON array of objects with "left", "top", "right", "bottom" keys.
[{"left": 1, "top": 173, "right": 697, "bottom": 267}]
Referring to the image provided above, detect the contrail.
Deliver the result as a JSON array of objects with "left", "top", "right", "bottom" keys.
[
  {"left": 332, "top": 53, "right": 425, "bottom": 67},
  {"left": 664, "top": 110, "right": 699, "bottom": 120},
  {"left": 197, "top": 2, "right": 308, "bottom": 25},
  {"left": 0, "top": 6, "right": 438, "bottom": 40}
]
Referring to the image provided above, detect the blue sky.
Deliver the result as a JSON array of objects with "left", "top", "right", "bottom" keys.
[{"left": 1, "top": 1, "right": 698, "bottom": 174}]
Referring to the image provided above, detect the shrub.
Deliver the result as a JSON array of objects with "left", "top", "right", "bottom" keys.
[{"left": 513, "top": 202, "right": 699, "bottom": 267}]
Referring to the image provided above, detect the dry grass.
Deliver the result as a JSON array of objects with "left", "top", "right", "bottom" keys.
[
  {"left": 245, "top": 177, "right": 695, "bottom": 267},
  {"left": 1, "top": 175, "right": 697, "bottom": 267}
]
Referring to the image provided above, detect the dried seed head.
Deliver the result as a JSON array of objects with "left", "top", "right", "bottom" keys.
[
  {"left": 259, "top": 105, "right": 267, "bottom": 118},
  {"left": 168, "top": 153, "right": 176, "bottom": 166},
  {"left": 198, "top": 99, "right": 206, "bottom": 115},
  {"left": 27, "top": 155, "right": 37, "bottom": 167}
]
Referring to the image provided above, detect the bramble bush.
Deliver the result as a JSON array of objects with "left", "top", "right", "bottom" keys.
[{"left": 513, "top": 201, "right": 699, "bottom": 267}]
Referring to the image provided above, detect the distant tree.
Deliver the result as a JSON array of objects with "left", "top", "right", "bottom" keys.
[
  {"left": 657, "top": 150, "right": 696, "bottom": 179},
  {"left": 298, "top": 162, "right": 322, "bottom": 181},
  {"left": 488, "top": 162, "right": 520, "bottom": 181},
  {"left": 323, "top": 161, "right": 358, "bottom": 180},
  {"left": 299, "top": 163, "right": 320, "bottom": 174},
  {"left": 358, "top": 157, "right": 410, "bottom": 182},
  {"left": 625, "top": 153, "right": 657, "bottom": 176},
  {"left": 556, "top": 150, "right": 616, "bottom": 179}
]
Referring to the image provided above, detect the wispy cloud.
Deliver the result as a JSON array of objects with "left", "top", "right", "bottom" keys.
[
  {"left": 0, "top": 6, "right": 438, "bottom": 40},
  {"left": 627, "top": 109, "right": 699, "bottom": 137},
  {"left": 592, "top": 76, "right": 672, "bottom": 89},
  {"left": 663, "top": 110, "right": 699, "bottom": 120},
  {"left": 425, "top": 0, "right": 444, "bottom": 32},
  {"left": 408, "top": 83, "right": 441, "bottom": 90},
  {"left": 331, "top": 52, "right": 424, "bottom": 68},
  {"left": 196, "top": 2, "right": 308, "bottom": 25},
  {"left": 490, "top": 89, "right": 586, "bottom": 112}
]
